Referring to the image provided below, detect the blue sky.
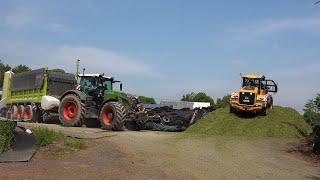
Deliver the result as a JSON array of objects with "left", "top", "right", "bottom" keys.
[{"left": 0, "top": 0, "right": 319, "bottom": 112}]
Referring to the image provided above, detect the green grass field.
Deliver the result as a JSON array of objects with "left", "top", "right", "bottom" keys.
[
  {"left": 0, "top": 122, "right": 16, "bottom": 153},
  {"left": 185, "top": 106, "right": 312, "bottom": 138}
]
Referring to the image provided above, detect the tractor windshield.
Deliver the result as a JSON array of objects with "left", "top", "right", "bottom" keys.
[
  {"left": 79, "top": 76, "right": 113, "bottom": 93},
  {"left": 242, "top": 78, "right": 260, "bottom": 90}
]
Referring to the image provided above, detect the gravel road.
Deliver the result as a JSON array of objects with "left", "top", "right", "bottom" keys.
[{"left": 0, "top": 125, "right": 319, "bottom": 179}]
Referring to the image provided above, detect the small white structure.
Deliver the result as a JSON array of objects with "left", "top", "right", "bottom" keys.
[{"left": 160, "top": 101, "right": 211, "bottom": 110}]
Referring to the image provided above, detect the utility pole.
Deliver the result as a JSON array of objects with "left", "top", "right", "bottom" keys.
[{"left": 76, "top": 59, "right": 80, "bottom": 76}]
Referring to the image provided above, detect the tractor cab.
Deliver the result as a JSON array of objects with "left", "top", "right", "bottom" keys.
[{"left": 78, "top": 74, "right": 122, "bottom": 95}]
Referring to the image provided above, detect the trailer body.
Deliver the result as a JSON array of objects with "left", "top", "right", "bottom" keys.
[{"left": 2, "top": 68, "right": 75, "bottom": 122}]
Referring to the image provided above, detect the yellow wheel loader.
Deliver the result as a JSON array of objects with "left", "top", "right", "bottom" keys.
[{"left": 229, "top": 74, "right": 278, "bottom": 116}]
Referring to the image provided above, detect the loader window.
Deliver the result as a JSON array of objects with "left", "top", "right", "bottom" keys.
[{"left": 242, "top": 78, "right": 260, "bottom": 89}]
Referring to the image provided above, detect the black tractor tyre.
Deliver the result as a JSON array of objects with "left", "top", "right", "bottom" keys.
[
  {"left": 59, "top": 94, "right": 85, "bottom": 127},
  {"left": 99, "top": 102, "right": 126, "bottom": 131}
]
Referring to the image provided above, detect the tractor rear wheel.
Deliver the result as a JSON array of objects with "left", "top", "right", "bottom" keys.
[
  {"left": 99, "top": 102, "right": 126, "bottom": 131},
  {"left": 59, "top": 94, "right": 85, "bottom": 127}
]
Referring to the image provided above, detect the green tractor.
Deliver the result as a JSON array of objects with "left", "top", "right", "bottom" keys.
[{"left": 58, "top": 73, "right": 139, "bottom": 131}]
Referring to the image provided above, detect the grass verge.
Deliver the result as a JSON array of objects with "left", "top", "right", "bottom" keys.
[
  {"left": 185, "top": 106, "right": 312, "bottom": 138},
  {"left": 0, "top": 122, "right": 16, "bottom": 153},
  {"left": 33, "top": 127, "right": 86, "bottom": 157}
]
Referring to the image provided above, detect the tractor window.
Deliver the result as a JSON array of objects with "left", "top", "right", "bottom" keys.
[
  {"left": 242, "top": 78, "right": 260, "bottom": 89},
  {"left": 80, "top": 77, "right": 97, "bottom": 93},
  {"left": 102, "top": 80, "right": 113, "bottom": 90}
]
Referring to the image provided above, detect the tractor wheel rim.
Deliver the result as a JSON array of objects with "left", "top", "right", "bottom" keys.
[
  {"left": 63, "top": 102, "right": 78, "bottom": 121},
  {"left": 102, "top": 107, "right": 114, "bottom": 126}
]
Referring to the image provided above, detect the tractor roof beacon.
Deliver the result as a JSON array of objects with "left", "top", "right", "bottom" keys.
[{"left": 229, "top": 74, "right": 278, "bottom": 116}]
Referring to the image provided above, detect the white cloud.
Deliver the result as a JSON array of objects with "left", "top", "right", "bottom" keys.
[
  {"left": 226, "top": 16, "right": 320, "bottom": 42},
  {"left": 0, "top": 42, "right": 162, "bottom": 77}
]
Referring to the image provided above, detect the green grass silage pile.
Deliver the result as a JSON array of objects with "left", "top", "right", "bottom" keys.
[{"left": 186, "top": 106, "right": 312, "bottom": 138}]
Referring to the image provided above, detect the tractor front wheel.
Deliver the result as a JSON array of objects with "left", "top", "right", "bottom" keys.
[
  {"left": 59, "top": 94, "right": 85, "bottom": 127},
  {"left": 99, "top": 102, "right": 126, "bottom": 131}
]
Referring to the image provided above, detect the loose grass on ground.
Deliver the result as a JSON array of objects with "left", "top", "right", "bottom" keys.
[
  {"left": 185, "top": 106, "right": 312, "bottom": 138},
  {"left": 33, "top": 127, "right": 86, "bottom": 156},
  {"left": 0, "top": 122, "right": 16, "bottom": 153}
]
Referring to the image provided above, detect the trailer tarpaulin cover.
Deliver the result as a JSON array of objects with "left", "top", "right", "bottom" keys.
[
  {"left": 47, "top": 70, "right": 75, "bottom": 96},
  {"left": 11, "top": 68, "right": 45, "bottom": 91}
]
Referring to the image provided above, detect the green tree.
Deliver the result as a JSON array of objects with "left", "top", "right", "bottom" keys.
[
  {"left": 0, "top": 60, "right": 12, "bottom": 88},
  {"left": 216, "top": 95, "right": 231, "bottom": 109},
  {"left": 12, "top": 65, "right": 31, "bottom": 74},
  {"left": 303, "top": 93, "right": 320, "bottom": 126},
  {"left": 181, "top": 92, "right": 214, "bottom": 106},
  {"left": 138, "top": 96, "right": 156, "bottom": 104},
  {"left": 181, "top": 92, "right": 196, "bottom": 102}
]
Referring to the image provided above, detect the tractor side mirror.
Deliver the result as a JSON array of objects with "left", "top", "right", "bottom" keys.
[{"left": 120, "top": 83, "right": 123, "bottom": 91}]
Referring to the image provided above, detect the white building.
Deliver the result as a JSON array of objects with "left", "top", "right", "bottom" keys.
[{"left": 160, "top": 101, "right": 211, "bottom": 110}]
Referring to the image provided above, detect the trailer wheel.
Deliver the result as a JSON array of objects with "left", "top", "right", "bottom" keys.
[
  {"left": 7, "top": 105, "right": 18, "bottom": 120},
  {"left": 17, "top": 105, "right": 25, "bottom": 121},
  {"left": 24, "top": 105, "right": 33, "bottom": 121},
  {"left": 59, "top": 94, "right": 85, "bottom": 127},
  {"left": 99, "top": 102, "right": 126, "bottom": 131}
]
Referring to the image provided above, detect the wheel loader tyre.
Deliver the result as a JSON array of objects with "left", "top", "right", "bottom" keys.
[
  {"left": 17, "top": 105, "right": 25, "bottom": 121},
  {"left": 59, "top": 94, "right": 85, "bottom": 127},
  {"left": 99, "top": 102, "right": 126, "bottom": 131},
  {"left": 24, "top": 105, "right": 33, "bottom": 121},
  {"left": 260, "top": 108, "right": 267, "bottom": 116},
  {"left": 229, "top": 105, "right": 235, "bottom": 113}
]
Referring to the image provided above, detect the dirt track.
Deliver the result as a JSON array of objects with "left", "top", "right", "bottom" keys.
[{"left": 0, "top": 128, "right": 319, "bottom": 179}]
